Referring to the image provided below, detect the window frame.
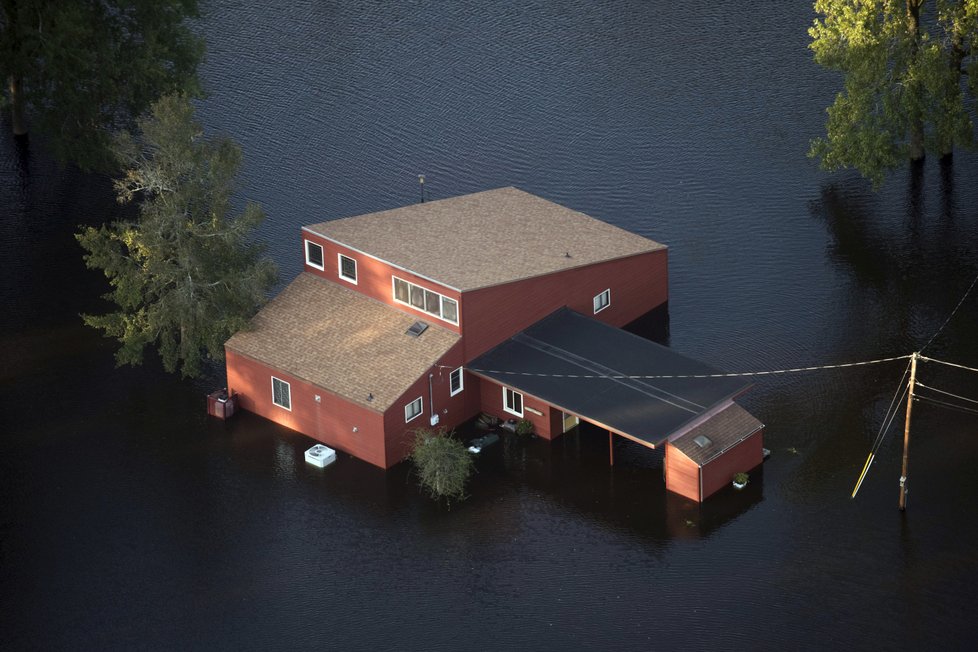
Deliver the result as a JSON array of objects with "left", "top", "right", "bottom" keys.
[
  {"left": 305, "top": 240, "right": 325, "bottom": 271},
  {"left": 593, "top": 288, "right": 611, "bottom": 314},
  {"left": 337, "top": 253, "right": 358, "bottom": 284},
  {"left": 391, "top": 276, "right": 459, "bottom": 325},
  {"left": 271, "top": 376, "right": 292, "bottom": 411},
  {"left": 503, "top": 387, "right": 523, "bottom": 417},
  {"left": 449, "top": 367, "right": 464, "bottom": 397},
  {"left": 404, "top": 396, "right": 423, "bottom": 423}
]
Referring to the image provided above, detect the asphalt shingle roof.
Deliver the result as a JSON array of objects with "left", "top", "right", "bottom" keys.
[
  {"left": 225, "top": 273, "right": 459, "bottom": 411},
  {"left": 303, "top": 187, "right": 666, "bottom": 291},
  {"left": 670, "top": 403, "right": 764, "bottom": 466}
]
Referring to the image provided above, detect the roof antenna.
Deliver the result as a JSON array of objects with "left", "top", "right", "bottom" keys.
[{"left": 418, "top": 174, "right": 425, "bottom": 203}]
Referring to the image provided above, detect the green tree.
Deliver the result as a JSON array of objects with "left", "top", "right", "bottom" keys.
[
  {"left": 77, "top": 95, "right": 277, "bottom": 379},
  {"left": 809, "top": 0, "right": 978, "bottom": 186},
  {"left": 410, "top": 428, "right": 474, "bottom": 504},
  {"left": 0, "top": 0, "right": 202, "bottom": 170}
]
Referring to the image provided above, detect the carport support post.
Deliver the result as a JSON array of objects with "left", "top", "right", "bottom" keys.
[{"left": 608, "top": 431, "right": 614, "bottom": 466}]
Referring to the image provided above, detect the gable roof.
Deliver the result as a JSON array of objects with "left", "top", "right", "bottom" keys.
[
  {"left": 468, "top": 308, "right": 751, "bottom": 447},
  {"left": 303, "top": 187, "right": 666, "bottom": 292},
  {"left": 225, "top": 273, "right": 459, "bottom": 411}
]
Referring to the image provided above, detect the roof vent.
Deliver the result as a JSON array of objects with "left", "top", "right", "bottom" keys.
[
  {"left": 406, "top": 321, "right": 429, "bottom": 337},
  {"left": 693, "top": 434, "right": 713, "bottom": 448}
]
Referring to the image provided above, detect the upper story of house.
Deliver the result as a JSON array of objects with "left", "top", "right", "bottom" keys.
[{"left": 300, "top": 187, "right": 669, "bottom": 361}]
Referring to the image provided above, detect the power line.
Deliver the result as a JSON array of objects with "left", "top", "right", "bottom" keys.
[
  {"left": 919, "top": 355, "right": 978, "bottom": 375},
  {"left": 465, "top": 353, "right": 912, "bottom": 380},
  {"left": 914, "top": 394, "right": 978, "bottom": 416},
  {"left": 920, "top": 268, "right": 978, "bottom": 353},
  {"left": 915, "top": 382, "right": 978, "bottom": 406}
]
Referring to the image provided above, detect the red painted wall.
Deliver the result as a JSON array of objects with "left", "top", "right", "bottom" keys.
[
  {"left": 476, "top": 377, "right": 560, "bottom": 440},
  {"left": 226, "top": 349, "right": 388, "bottom": 468},
  {"left": 700, "top": 429, "right": 764, "bottom": 500},
  {"left": 380, "top": 341, "right": 484, "bottom": 467},
  {"left": 461, "top": 249, "right": 668, "bottom": 361},
  {"left": 664, "top": 429, "right": 764, "bottom": 502},
  {"left": 301, "top": 230, "right": 462, "bottom": 334}
]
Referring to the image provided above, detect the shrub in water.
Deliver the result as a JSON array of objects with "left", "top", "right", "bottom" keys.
[
  {"left": 515, "top": 418, "right": 534, "bottom": 436},
  {"left": 410, "top": 428, "right": 474, "bottom": 504}
]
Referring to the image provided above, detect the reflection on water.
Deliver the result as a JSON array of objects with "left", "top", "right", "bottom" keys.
[{"left": 3, "top": 0, "right": 978, "bottom": 648}]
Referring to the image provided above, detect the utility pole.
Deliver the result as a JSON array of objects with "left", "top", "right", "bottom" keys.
[
  {"left": 899, "top": 352, "right": 918, "bottom": 511},
  {"left": 419, "top": 174, "right": 425, "bottom": 203}
]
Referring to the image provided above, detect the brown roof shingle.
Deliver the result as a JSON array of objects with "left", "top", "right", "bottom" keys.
[
  {"left": 670, "top": 403, "right": 764, "bottom": 467},
  {"left": 226, "top": 273, "right": 459, "bottom": 411},
  {"left": 303, "top": 187, "right": 666, "bottom": 291}
]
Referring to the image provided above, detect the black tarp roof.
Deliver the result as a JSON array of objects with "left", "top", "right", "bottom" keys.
[{"left": 468, "top": 308, "right": 751, "bottom": 447}]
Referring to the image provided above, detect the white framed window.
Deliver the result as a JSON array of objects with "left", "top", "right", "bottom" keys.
[
  {"left": 338, "top": 253, "right": 357, "bottom": 284},
  {"left": 305, "top": 240, "right": 324, "bottom": 270},
  {"left": 449, "top": 367, "right": 464, "bottom": 396},
  {"left": 271, "top": 377, "right": 292, "bottom": 411},
  {"left": 593, "top": 288, "right": 611, "bottom": 314},
  {"left": 503, "top": 387, "right": 523, "bottom": 417},
  {"left": 405, "top": 396, "right": 423, "bottom": 423},
  {"left": 392, "top": 276, "right": 459, "bottom": 325}
]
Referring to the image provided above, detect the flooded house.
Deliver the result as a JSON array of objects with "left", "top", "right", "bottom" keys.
[{"left": 224, "top": 187, "right": 763, "bottom": 501}]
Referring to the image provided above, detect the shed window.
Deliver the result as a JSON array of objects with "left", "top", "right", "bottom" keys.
[
  {"left": 405, "top": 396, "right": 423, "bottom": 423},
  {"left": 449, "top": 367, "right": 464, "bottom": 396},
  {"left": 503, "top": 387, "right": 523, "bottom": 417},
  {"left": 305, "top": 241, "right": 324, "bottom": 270},
  {"left": 338, "top": 254, "right": 357, "bottom": 284},
  {"left": 271, "top": 377, "right": 291, "bottom": 411},
  {"left": 593, "top": 289, "right": 611, "bottom": 314}
]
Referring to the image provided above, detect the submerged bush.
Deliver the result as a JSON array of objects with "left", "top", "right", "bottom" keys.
[
  {"left": 515, "top": 418, "right": 534, "bottom": 436},
  {"left": 410, "top": 428, "right": 474, "bottom": 504}
]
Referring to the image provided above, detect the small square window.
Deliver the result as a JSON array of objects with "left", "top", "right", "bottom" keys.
[
  {"left": 503, "top": 387, "right": 523, "bottom": 417},
  {"left": 305, "top": 241, "right": 324, "bottom": 270},
  {"left": 271, "top": 377, "right": 291, "bottom": 411},
  {"left": 593, "top": 289, "right": 611, "bottom": 314},
  {"left": 338, "top": 254, "right": 357, "bottom": 284},
  {"left": 405, "top": 396, "right": 423, "bottom": 423},
  {"left": 449, "top": 368, "right": 463, "bottom": 396}
]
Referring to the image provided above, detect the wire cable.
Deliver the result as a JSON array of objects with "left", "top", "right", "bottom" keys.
[
  {"left": 914, "top": 394, "right": 978, "bottom": 416},
  {"left": 464, "top": 353, "right": 912, "bottom": 380},
  {"left": 919, "top": 355, "right": 978, "bottom": 374},
  {"left": 914, "top": 382, "right": 978, "bottom": 406},
  {"left": 920, "top": 269, "right": 978, "bottom": 353}
]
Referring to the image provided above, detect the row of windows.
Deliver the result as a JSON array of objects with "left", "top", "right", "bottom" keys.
[
  {"left": 270, "top": 368, "right": 465, "bottom": 423},
  {"left": 393, "top": 277, "right": 458, "bottom": 325},
  {"left": 306, "top": 240, "right": 358, "bottom": 285}
]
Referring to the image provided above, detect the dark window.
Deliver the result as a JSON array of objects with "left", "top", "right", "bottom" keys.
[
  {"left": 272, "top": 377, "right": 291, "bottom": 410},
  {"left": 305, "top": 241, "right": 324, "bottom": 269},
  {"left": 339, "top": 254, "right": 357, "bottom": 283},
  {"left": 410, "top": 285, "right": 426, "bottom": 310},
  {"left": 449, "top": 368, "right": 463, "bottom": 396},
  {"left": 394, "top": 278, "right": 410, "bottom": 303},
  {"left": 442, "top": 298, "right": 458, "bottom": 324},
  {"left": 425, "top": 289, "right": 441, "bottom": 315},
  {"left": 504, "top": 388, "right": 523, "bottom": 416}
]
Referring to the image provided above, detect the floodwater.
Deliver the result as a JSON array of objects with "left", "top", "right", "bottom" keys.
[{"left": 3, "top": 1, "right": 978, "bottom": 649}]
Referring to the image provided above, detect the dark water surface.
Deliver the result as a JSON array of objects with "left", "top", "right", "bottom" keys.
[{"left": 4, "top": 1, "right": 978, "bottom": 649}]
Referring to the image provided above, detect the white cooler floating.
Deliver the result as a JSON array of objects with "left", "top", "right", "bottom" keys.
[{"left": 305, "top": 444, "right": 336, "bottom": 468}]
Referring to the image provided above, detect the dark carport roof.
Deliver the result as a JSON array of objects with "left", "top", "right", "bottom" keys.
[{"left": 468, "top": 309, "right": 750, "bottom": 447}]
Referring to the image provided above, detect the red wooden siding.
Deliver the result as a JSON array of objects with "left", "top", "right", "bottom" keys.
[
  {"left": 301, "top": 231, "right": 462, "bottom": 334},
  {"left": 461, "top": 249, "right": 668, "bottom": 361},
  {"left": 665, "top": 429, "right": 764, "bottom": 502},
  {"left": 476, "top": 377, "right": 561, "bottom": 440},
  {"left": 226, "top": 349, "right": 388, "bottom": 468},
  {"left": 700, "top": 429, "right": 764, "bottom": 500}
]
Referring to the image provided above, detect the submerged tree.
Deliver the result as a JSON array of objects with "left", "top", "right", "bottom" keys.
[
  {"left": 0, "top": 0, "right": 202, "bottom": 170},
  {"left": 410, "top": 428, "right": 474, "bottom": 505},
  {"left": 809, "top": 0, "right": 978, "bottom": 186},
  {"left": 77, "top": 95, "right": 277, "bottom": 378}
]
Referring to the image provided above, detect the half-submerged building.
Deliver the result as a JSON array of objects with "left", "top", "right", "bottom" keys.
[{"left": 225, "top": 187, "right": 763, "bottom": 501}]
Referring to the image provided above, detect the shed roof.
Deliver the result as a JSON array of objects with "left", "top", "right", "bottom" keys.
[
  {"left": 468, "top": 308, "right": 751, "bottom": 446},
  {"left": 303, "top": 187, "right": 665, "bottom": 292},
  {"left": 669, "top": 403, "right": 764, "bottom": 466},
  {"left": 225, "top": 273, "right": 459, "bottom": 411}
]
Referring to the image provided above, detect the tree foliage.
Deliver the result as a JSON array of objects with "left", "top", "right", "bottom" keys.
[
  {"left": 410, "top": 428, "right": 474, "bottom": 504},
  {"left": 0, "top": 0, "right": 203, "bottom": 170},
  {"left": 809, "top": 0, "right": 978, "bottom": 185},
  {"left": 77, "top": 95, "right": 277, "bottom": 378}
]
